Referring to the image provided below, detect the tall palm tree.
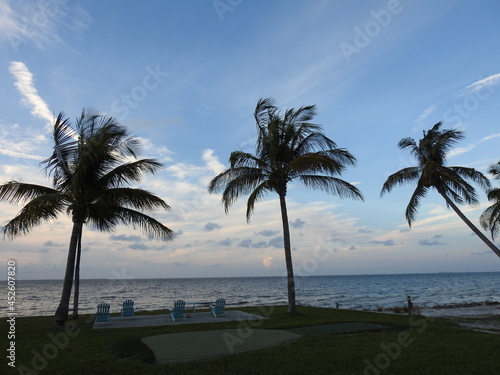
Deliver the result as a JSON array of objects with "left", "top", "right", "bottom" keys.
[
  {"left": 0, "top": 110, "right": 174, "bottom": 323},
  {"left": 381, "top": 122, "right": 500, "bottom": 258},
  {"left": 208, "top": 98, "right": 364, "bottom": 313},
  {"left": 480, "top": 161, "right": 500, "bottom": 241}
]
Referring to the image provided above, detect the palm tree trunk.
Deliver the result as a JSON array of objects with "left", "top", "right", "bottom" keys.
[
  {"left": 278, "top": 193, "right": 296, "bottom": 313},
  {"left": 72, "top": 228, "right": 83, "bottom": 319},
  {"left": 54, "top": 220, "right": 83, "bottom": 324},
  {"left": 438, "top": 189, "right": 500, "bottom": 258}
]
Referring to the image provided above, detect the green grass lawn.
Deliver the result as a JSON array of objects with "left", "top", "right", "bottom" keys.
[{"left": 2, "top": 306, "right": 499, "bottom": 374}]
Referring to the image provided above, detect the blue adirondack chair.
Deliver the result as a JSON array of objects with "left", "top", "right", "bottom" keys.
[
  {"left": 170, "top": 299, "right": 186, "bottom": 322},
  {"left": 95, "top": 303, "right": 111, "bottom": 322},
  {"left": 210, "top": 298, "right": 226, "bottom": 317},
  {"left": 121, "top": 299, "right": 135, "bottom": 317}
]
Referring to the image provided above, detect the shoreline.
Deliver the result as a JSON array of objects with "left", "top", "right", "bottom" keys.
[{"left": 4, "top": 301, "right": 499, "bottom": 319}]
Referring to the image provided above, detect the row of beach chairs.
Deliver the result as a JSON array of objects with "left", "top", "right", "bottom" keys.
[
  {"left": 95, "top": 299, "right": 134, "bottom": 322},
  {"left": 169, "top": 298, "right": 226, "bottom": 322},
  {"left": 94, "top": 298, "right": 226, "bottom": 323}
]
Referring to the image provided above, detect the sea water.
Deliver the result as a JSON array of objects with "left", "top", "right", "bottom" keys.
[{"left": 1, "top": 272, "right": 498, "bottom": 317}]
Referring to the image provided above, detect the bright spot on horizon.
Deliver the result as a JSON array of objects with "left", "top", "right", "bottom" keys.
[{"left": 262, "top": 257, "right": 275, "bottom": 268}]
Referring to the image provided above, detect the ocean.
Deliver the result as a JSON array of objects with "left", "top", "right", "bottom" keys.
[{"left": 2, "top": 272, "right": 499, "bottom": 318}]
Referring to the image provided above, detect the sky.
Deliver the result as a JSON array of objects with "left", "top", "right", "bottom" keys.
[{"left": 0, "top": 0, "right": 500, "bottom": 281}]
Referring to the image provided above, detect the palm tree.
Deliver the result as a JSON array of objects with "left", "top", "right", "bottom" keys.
[
  {"left": 381, "top": 122, "right": 500, "bottom": 258},
  {"left": 208, "top": 98, "right": 364, "bottom": 313},
  {"left": 480, "top": 162, "right": 500, "bottom": 241},
  {"left": 0, "top": 110, "right": 174, "bottom": 324}
]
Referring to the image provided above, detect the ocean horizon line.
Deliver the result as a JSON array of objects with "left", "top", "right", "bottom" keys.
[{"left": 6, "top": 270, "right": 500, "bottom": 282}]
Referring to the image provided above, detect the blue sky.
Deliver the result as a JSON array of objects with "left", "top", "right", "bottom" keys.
[{"left": 1, "top": 0, "right": 499, "bottom": 280}]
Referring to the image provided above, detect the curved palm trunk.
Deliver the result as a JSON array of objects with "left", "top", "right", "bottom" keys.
[
  {"left": 72, "top": 228, "right": 83, "bottom": 319},
  {"left": 438, "top": 188, "right": 500, "bottom": 258},
  {"left": 278, "top": 193, "right": 296, "bottom": 313},
  {"left": 54, "top": 220, "right": 83, "bottom": 324}
]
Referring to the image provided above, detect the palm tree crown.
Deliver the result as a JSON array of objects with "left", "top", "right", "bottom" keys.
[
  {"left": 209, "top": 98, "right": 363, "bottom": 313},
  {"left": 480, "top": 162, "right": 500, "bottom": 240},
  {"left": 210, "top": 98, "right": 363, "bottom": 220},
  {"left": 381, "top": 122, "right": 499, "bottom": 257},
  {"left": 0, "top": 109, "right": 174, "bottom": 322}
]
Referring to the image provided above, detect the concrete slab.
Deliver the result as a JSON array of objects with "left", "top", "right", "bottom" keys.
[
  {"left": 93, "top": 310, "right": 267, "bottom": 329},
  {"left": 140, "top": 321, "right": 393, "bottom": 363},
  {"left": 141, "top": 329, "right": 302, "bottom": 363}
]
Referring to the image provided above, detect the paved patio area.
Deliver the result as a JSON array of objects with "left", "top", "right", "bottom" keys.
[{"left": 93, "top": 310, "right": 267, "bottom": 329}]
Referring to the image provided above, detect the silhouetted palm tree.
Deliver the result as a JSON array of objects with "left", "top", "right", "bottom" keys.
[
  {"left": 480, "top": 161, "right": 500, "bottom": 241},
  {"left": 208, "top": 98, "right": 364, "bottom": 313},
  {"left": 381, "top": 122, "right": 500, "bottom": 258},
  {"left": 0, "top": 110, "right": 174, "bottom": 323}
]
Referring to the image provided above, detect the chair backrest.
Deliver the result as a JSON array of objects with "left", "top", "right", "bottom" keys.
[
  {"left": 173, "top": 299, "right": 185, "bottom": 309},
  {"left": 171, "top": 299, "right": 185, "bottom": 317},
  {"left": 95, "top": 303, "right": 110, "bottom": 322},
  {"left": 97, "top": 303, "right": 110, "bottom": 314},
  {"left": 215, "top": 298, "right": 225, "bottom": 307},
  {"left": 121, "top": 299, "right": 135, "bottom": 317}
]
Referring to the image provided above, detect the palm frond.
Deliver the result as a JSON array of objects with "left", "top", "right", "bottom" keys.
[
  {"left": 0, "top": 181, "right": 60, "bottom": 204},
  {"left": 293, "top": 132, "right": 337, "bottom": 156},
  {"left": 299, "top": 175, "right": 364, "bottom": 200},
  {"left": 3, "top": 194, "right": 69, "bottom": 239},
  {"left": 437, "top": 170, "right": 479, "bottom": 205},
  {"left": 283, "top": 105, "right": 317, "bottom": 126},
  {"left": 405, "top": 183, "right": 429, "bottom": 226},
  {"left": 96, "top": 159, "right": 164, "bottom": 189},
  {"left": 449, "top": 166, "right": 492, "bottom": 191},
  {"left": 42, "top": 112, "right": 78, "bottom": 188},
  {"left": 488, "top": 161, "right": 500, "bottom": 178},
  {"left": 229, "top": 151, "right": 269, "bottom": 170},
  {"left": 288, "top": 152, "right": 352, "bottom": 176},
  {"left": 220, "top": 171, "right": 269, "bottom": 213},
  {"left": 480, "top": 188, "right": 500, "bottom": 239},
  {"left": 254, "top": 97, "right": 276, "bottom": 129},
  {"left": 480, "top": 202, "right": 500, "bottom": 240},
  {"left": 94, "top": 187, "right": 171, "bottom": 212},
  {"left": 380, "top": 167, "right": 421, "bottom": 196},
  {"left": 245, "top": 181, "right": 272, "bottom": 222},
  {"left": 89, "top": 206, "right": 174, "bottom": 241}
]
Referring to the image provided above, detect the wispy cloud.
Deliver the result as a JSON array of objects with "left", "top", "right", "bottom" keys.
[
  {"left": 9, "top": 61, "right": 53, "bottom": 129},
  {"left": 413, "top": 103, "right": 438, "bottom": 130},
  {"left": 0, "top": 1, "right": 91, "bottom": 50},
  {"left": 463, "top": 73, "right": 500, "bottom": 95},
  {"left": 478, "top": 133, "right": 500, "bottom": 143},
  {"left": 448, "top": 132, "right": 500, "bottom": 159},
  {"left": 0, "top": 147, "right": 44, "bottom": 160}
]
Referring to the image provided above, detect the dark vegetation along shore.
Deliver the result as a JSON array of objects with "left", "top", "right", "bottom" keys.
[{"left": 2, "top": 305, "right": 499, "bottom": 375}]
